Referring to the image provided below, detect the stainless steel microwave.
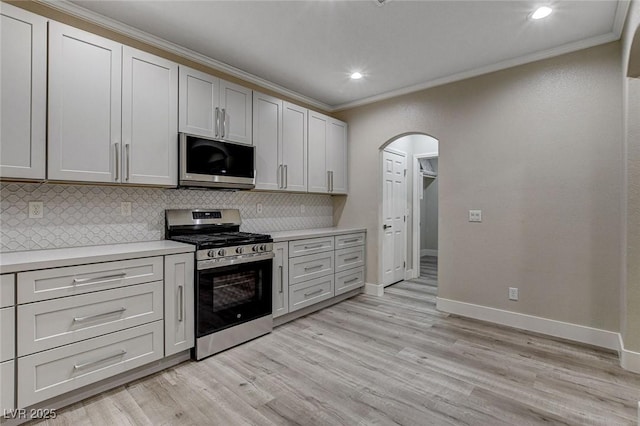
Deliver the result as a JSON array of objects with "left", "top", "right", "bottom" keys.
[{"left": 179, "top": 133, "right": 256, "bottom": 190}]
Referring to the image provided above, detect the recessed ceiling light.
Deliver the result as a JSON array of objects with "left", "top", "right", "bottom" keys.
[
  {"left": 530, "top": 6, "right": 553, "bottom": 20},
  {"left": 350, "top": 72, "right": 363, "bottom": 80}
]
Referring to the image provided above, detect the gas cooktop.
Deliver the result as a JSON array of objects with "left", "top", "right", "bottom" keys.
[{"left": 169, "top": 232, "right": 272, "bottom": 250}]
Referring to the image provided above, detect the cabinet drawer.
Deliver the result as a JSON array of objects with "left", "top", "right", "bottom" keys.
[
  {"left": 335, "top": 246, "right": 365, "bottom": 273},
  {"left": 289, "top": 275, "right": 334, "bottom": 312},
  {"left": 335, "top": 233, "right": 365, "bottom": 249},
  {"left": 289, "top": 251, "right": 334, "bottom": 285},
  {"left": 18, "top": 321, "right": 163, "bottom": 407},
  {"left": 1, "top": 307, "right": 14, "bottom": 362},
  {"left": 288, "top": 237, "right": 334, "bottom": 257},
  {"left": 1, "top": 360, "right": 14, "bottom": 412},
  {"left": 18, "top": 257, "right": 163, "bottom": 304},
  {"left": 1, "top": 274, "right": 15, "bottom": 308},
  {"left": 335, "top": 267, "right": 364, "bottom": 296},
  {"left": 17, "top": 281, "right": 163, "bottom": 357}
]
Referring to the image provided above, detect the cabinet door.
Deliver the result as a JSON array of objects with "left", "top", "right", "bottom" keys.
[
  {"left": 282, "top": 102, "right": 308, "bottom": 192},
  {"left": 48, "top": 22, "right": 122, "bottom": 183},
  {"left": 308, "top": 111, "right": 329, "bottom": 193},
  {"left": 1, "top": 360, "right": 14, "bottom": 412},
  {"left": 272, "top": 242, "right": 289, "bottom": 319},
  {"left": 327, "top": 118, "right": 348, "bottom": 194},
  {"left": 0, "top": 4, "right": 46, "bottom": 180},
  {"left": 219, "top": 80, "right": 252, "bottom": 145},
  {"left": 164, "top": 253, "right": 194, "bottom": 356},
  {"left": 122, "top": 47, "right": 178, "bottom": 186},
  {"left": 253, "top": 92, "right": 282, "bottom": 191},
  {"left": 178, "top": 66, "right": 219, "bottom": 138}
]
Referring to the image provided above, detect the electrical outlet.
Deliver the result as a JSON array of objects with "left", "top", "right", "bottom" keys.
[
  {"left": 509, "top": 287, "right": 519, "bottom": 301},
  {"left": 256, "top": 203, "right": 263, "bottom": 214},
  {"left": 121, "top": 202, "right": 132, "bottom": 217},
  {"left": 300, "top": 204, "right": 305, "bottom": 213},
  {"left": 469, "top": 209, "right": 482, "bottom": 222},
  {"left": 29, "top": 201, "right": 44, "bottom": 219}
]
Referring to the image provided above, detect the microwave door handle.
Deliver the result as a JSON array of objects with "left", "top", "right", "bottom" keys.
[{"left": 214, "top": 107, "right": 220, "bottom": 137}]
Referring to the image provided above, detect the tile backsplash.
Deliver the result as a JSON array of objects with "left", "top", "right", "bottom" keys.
[{"left": 0, "top": 183, "right": 334, "bottom": 252}]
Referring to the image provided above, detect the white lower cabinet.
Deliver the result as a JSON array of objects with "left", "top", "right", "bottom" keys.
[
  {"left": 17, "top": 282, "right": 163, "bottom": 357},
  {"left": 164, "top": 253, "right": 194, "bottom": 356},
  {"left": 289, "top": 275, "right": 334, "bottom": 312},
  {"left": 18, "top": 321, "right": 163, "bottom": 407},
  {"left": 1, "top": 307, "right": 15, "bottom": 362},
  {"left": 335, "top": 267, "right": 364, "bottom": 296},
  {"left": 1, "top": 360, "right": 14, "bottom": 412},
  {"left": 272, "top": 243, "right": 289, "bottom": 319},
  {"left": 289, "top": 251, "right": 334, "bottom": 285}
]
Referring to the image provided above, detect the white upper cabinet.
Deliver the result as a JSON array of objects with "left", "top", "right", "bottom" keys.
[
  {"left": 179, "top": 66, "right": 252, "bottom": 145},
  {"left": 0, "top": 4, "right": 47, "bottom": 180},
  {"left": 122, "top": 47, "right": 178, "bottom": 186},
  {"left": 178, "top": 67, "right": 219, "bottom": 138},
  {"left": 48, "top": 22, "right": 122, "bottom": 183},
  {"left": 253, "top": 92, "right": 282, "bottom": 191},
  {"left": 307, "top": 111, "right": 347, "bottom": 194},
  {"left": 327, "top": 118, "right": 348, "bottom": 194},
  {"left": 219, "top": 80, "right": 253, "bottom": 145},
  {"left": 282, "top": 102, "right": 308, "bottom": 192},
  {"left": 308, "top": 111, "right": 329, "bottom": 193}
]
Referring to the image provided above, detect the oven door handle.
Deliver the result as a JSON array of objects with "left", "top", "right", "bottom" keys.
[{"left": 197, "top": 252, "right": 275, "bottom": 270}]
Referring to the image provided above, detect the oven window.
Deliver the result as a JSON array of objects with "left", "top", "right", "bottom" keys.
[
  {"left": 185, "top": 136, "right": 254, "bottom": 178},
  {"left": 197, "top": 259, "right": 272, "bottom": 336}
]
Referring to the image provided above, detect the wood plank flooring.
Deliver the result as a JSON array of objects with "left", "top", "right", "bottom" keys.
[{"left": 33, "top": 256, "right": 640, "bottom": 426}]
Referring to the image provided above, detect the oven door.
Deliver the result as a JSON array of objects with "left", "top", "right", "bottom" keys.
[{"left": 196, "top": 257, "right": 272, "bottom": 337}]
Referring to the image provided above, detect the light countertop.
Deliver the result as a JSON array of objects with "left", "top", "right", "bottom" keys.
[
  {"left": 269, "top": 227, "right": 366, "bottom": 243},
  {"left": 0, "top": 241, "right": 194, "bottom": 273}
]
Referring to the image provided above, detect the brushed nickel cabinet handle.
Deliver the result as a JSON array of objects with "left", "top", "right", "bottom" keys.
[
  {"left": 342, "top": 238, "right": 359, "bottom": 244},
  {"left": 73, "top": 272, "right": 126, "bottom": 285},
  {"left": 331, "top": 171, "right": 334, "bottom": 192},
  {"left": 344, "top": 277, "right": 359, "bottom": 284},
  {"left": 125, "top": 143, "right": 131, "bottom": 181},
  {"left": 344, "top": 256, "right": 359, "bottom": 262},
  {"left": 215, "top": 107, "right": 220, "bottom": 137},
  {"left": 304, "top": 264, "right": 323, "bottom": 272},
  {"left": 304, "top": 243, "right": 323, "bottom": 250},
  {"left": 278, "top": 165, "right": 283, "bottom": 189},
  {"left": 74, "top": 350, "right": 127, "bottom": 370},
  {"left": 284, "top": 165, "right": 288, "bottom": 188},
  {"left": 279, "top": 265, "right": 284, "bottom": 294},
  {"left": 178, "top": 285, "right": 184, "bottom": 322},
  {"left": 114, "top": 142, "right": 120, "bottom": 181},
  {"left": 327, "top": 171, "right": 331, "bottom": 192},
  {"left": 73, "top": 307, "right": 126, "bottom": 323},
  {"left": 221, "top": 108, "right": 226, "bottom": 138},
  {"left": 304, "top": 289, "right": 323, "bottom": 298}
]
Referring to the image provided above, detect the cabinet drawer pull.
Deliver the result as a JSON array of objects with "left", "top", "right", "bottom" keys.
[
  {"left": 342, "top": 238, "right": 359, "bottom": 244},
  {"left": 304, "top": 264, "right": 323, "bottom": 272},
  {"left": 73, "top": 349, "right": 127, "bottom": 370},
  {"left": 304, "top": 243, "right": 323, "bottom": 250},
  {"left": 73, "top": 307, "right": 126, "bottom": 323},
  {"left": 178, "top": 285, "right": 184, "bottom": 322},
  {"left": 279, "top": 265, "right": 284, "bottom": 294},
  {"left": 304, "top": 289, "right": 323, "bottom": 298},
  {"left": 344, "top": 277, "right": 359, "bottom": 284},
  {"left": 73, "top": 272, "right": 126, "bottom": 285},
  {"left": 344, "top": 257, "right": 359, "bottom": 262}
]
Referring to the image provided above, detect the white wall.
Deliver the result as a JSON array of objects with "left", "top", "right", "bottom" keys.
[{"left": 335, "top": 42, "right": 623, "bottom": 332}]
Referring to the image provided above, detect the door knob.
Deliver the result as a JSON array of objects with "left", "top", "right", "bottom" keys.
[{"left": 383, "top": 224, "right": 392, "bottom": 230}]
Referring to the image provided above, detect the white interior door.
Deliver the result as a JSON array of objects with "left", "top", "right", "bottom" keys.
[{"left": 382, "top": 149, "right": 407, "bottom": 286}]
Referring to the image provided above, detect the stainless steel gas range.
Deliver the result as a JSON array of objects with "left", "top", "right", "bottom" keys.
[{"left": 165, "top": 209, "right": 273, "bottom": 360}]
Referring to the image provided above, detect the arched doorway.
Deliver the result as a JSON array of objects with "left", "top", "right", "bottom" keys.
[{"left": 379, "top": 133, "right": 439, "bottom": 289}]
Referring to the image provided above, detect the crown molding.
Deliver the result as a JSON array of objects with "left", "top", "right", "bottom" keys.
[
  {"left": 35, "top": 0, "right": 333, "bottom": 112},
  {"left": 333, "top": 30, "right": 622, "bottom": 111},
  {"left": 613, "top": 0, "right": 631, "bottom": 38}
]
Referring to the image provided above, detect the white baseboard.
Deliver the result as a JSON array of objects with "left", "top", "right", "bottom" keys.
[
  {"left": 364, "top": 282, "right": 384, "bottom": 296},
  {"left": 619, "top": 334, "right": 640, "bottom": 374},
  {"left": 405, "top": 269, "right": 416, "bottom": 280},
  {"left": 421, "top": 249, "right": 438, "bottom": 257},
  {"left": 436, "top": 297, "right": 620, "bottom": 351}
]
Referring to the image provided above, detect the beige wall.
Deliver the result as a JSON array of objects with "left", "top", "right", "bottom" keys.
[
  {"left": 335, "top": 42, "right": 623, "bottom": 331},
  {"left": 622, "top": 0, "right": 640, "bottom": 350}
]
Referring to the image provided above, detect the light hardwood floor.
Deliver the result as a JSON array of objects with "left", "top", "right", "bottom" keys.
[{"left": 33, "top": 256, "right": 640, "bottom": 425}]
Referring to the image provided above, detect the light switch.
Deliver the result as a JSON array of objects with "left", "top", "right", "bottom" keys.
[{"left": 469, "top": 209, "right": 482, "bottom": 222}]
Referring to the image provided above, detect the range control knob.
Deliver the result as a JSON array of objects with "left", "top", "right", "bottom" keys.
[
  {"left": 252, "top": 245, "right": 259, "bottom": 252},
  {"left": 236, "top": 247, "right": 244, "bottom": 254},
  {"left": 260, "top": 244, "right": 267, "bottom": 252},
  {"left": 207, "top": 250, "right": 216, "bottom": 258},
  {"left": 217, "top": 249, "right": 225, "bottom": 257}
]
